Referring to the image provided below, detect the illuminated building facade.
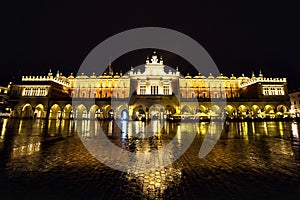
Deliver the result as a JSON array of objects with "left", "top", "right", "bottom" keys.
[
  {"left": 8, "top": 52, "right": 290, "bottom": 120},
  {"left": 289, "top": 89, "right": 300, "bottom": 117},
  {"left": 0, "top": 84, "right": 10, "bottom": 116}
]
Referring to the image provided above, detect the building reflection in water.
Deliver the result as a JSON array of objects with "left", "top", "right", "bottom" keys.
[
  {"left": 125, "top": 165, "right": 182, "bottom": 198},
  {"left": 291, "top": 122, "right": 299, "bottom": 139},
  {"left": 0, "top": 118, "right": 8, "bottom": 140},
  {"left": 1, "top": 118, "right": 300, "bottom": 197},
  {"left": 12, "top": 142, "right": 41, "bottom": 158}
]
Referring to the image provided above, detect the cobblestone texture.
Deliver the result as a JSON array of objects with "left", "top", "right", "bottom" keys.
[{"left": 0, "top": 119, "right": 300, "bottom": 199}]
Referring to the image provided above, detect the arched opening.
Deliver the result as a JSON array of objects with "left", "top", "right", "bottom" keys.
[
  {"left": 133, "top": 106, "right": 146, "bottom": 121},
  {"left": 121, "top": 109, "right": 129, "bottom": 120},
  {"left": 62, "top": 104, "right": 73, "bottom": 119},
  {"left": 22, "top": 103, "right": 33, "bottom": 118},
  {"left": 165, "top": 105, "right": 176, "bottom": 115},
  {"left": 34, "top": 104, "right": 44, "bottom": 118},
  {"left": 211, "top": 105, "right": 221, "bottom": 116},
  {"left": 149, "top": 104, "right": 164, "bottom": 120},
  {"left": 237, "top": 105, "right": 249, "bottom": 117},
  {"left": 49, "top": 104, "right": 61, "bottom": 119},
  {"left": 199, "top": 105, "right": 208, "bottom": 113},
  {"left": 114, "top": 105, "right": 129, "bottom": 120},
  {"left": 264, "top": 105, "right": 275, "bottom": 116},
  {"left": 276, "top": 105, "right": 289, "bottom": 117},
  {"left": 102, "top": 105, "right": 113, "bottom": 119},
  {"left": 89, "top": 105, "right": 100, "bottom": 119},
  {"left": 251, "top": 105, "right": 261, "bottom": 117},
  {"left": 76, "top": 104, "right": 87, "bottom": 119},
  {"left": 225, "top": 105, "right": 235, "bottom": 117},
  {"left": 181, "top": 105, "right": 193, "bottom": 115}
]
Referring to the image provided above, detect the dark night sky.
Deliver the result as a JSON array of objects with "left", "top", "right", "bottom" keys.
[{"left": 1, "top": 1, "right": 299, "bottom": 90}]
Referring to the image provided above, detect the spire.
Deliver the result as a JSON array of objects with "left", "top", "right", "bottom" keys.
[{"left": 252, "top": 71, "right": 255, "bottom": 77}]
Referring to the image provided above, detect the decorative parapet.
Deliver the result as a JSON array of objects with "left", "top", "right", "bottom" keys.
[
  {"left": 240, "top": 77, "right": 287, "bottom": 87},
  {"left": 22, "top": 75, "right": 70, "bottom": 87}
]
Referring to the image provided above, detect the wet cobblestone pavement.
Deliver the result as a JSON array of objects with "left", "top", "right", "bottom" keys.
[{"left": 0, "top": 118, "right": 300, "bottom": 199}]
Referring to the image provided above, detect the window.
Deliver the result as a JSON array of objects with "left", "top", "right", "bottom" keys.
[
  {"left": 214, "top": 92, "right": 218, "bottom": 98},
  {"left": 151, "top": 86, "right": 158, "bottom": 95},
  {"left": 191, "top": 92, "right": 195, "bottom": 98},
  {"left": 82, "top": 92, "right": 86, "bottom": 98},
  {"left": 94, "top": 92, "right": 97, "bottom": 98},
  {"left": 203, "top": 92, "right": 206, "bottom": 98},
  {"left": 71, "top": 92, "right": 74, "bottom": 97},
  {"left": 140, "top": 86, "right": 146, "bottom": 95},
  {"left": 163, "top": 86, "right": 169, "bottom": 95},
  {"left": 225, "top": 93, "right": 228, "bottom": 98},
  {"left": 116, "top": 93, "right": 119, "bottom": 98}
]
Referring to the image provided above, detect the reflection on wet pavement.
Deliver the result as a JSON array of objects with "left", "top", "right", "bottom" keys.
[{"left": 0, "top": 118, "right": 300, "bottom": 199}]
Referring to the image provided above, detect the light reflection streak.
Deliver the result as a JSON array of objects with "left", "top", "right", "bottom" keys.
[
  {"left": 121, "top": 120, "right": 127, "bottom": 139},
  {"left": 199, "top": 122, "right": 207, "bottom": 135},
  {"left": 278, "top": 121, "right": 284, "bottom": 137},
  {"left": 18, "top": 120, "right": 23, "bottom": 134},
  {"left": 12, "top": 142, "right": 41, "bottom": 158},
  {"left": 125, "top": 166, "right": 182, "bottom": 198},
  {"left": 252, "top": 122, "right": 255, "bottom": 135},
  {"left": 108, "top": 120, "right": 113, "bottom": 136},
  {"left": 263, "top": 122, "right": 268, "bottom": 135},
  {"left": 177, "top": 125, "right": 181, "bottom": 142},
  {"left": 241, "top": 122, "right": 248, "bottom": 140},
  {"left": 292, "top": 122, "right": 299, "bottom": 138},
  {"left": 1, "top": 118, "right": 8, "bottom": 139}
]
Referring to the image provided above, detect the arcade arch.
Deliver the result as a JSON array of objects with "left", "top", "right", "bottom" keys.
[
  {"left": 22, "top": 103, "right": 33, "bottom": 118},
  {"left": 49, "top": 104, "right": 61, "bottom": 119},
  {"left": 34, "top": 104, "right": 45, "bottom": 118}
]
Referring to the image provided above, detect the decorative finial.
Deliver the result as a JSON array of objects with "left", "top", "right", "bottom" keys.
[
  {"left": 259, "top": 69, "right": 263, "bottom": 77},
  {"left": 159, "top": 56, "right": 163, "bottom": 64}
]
